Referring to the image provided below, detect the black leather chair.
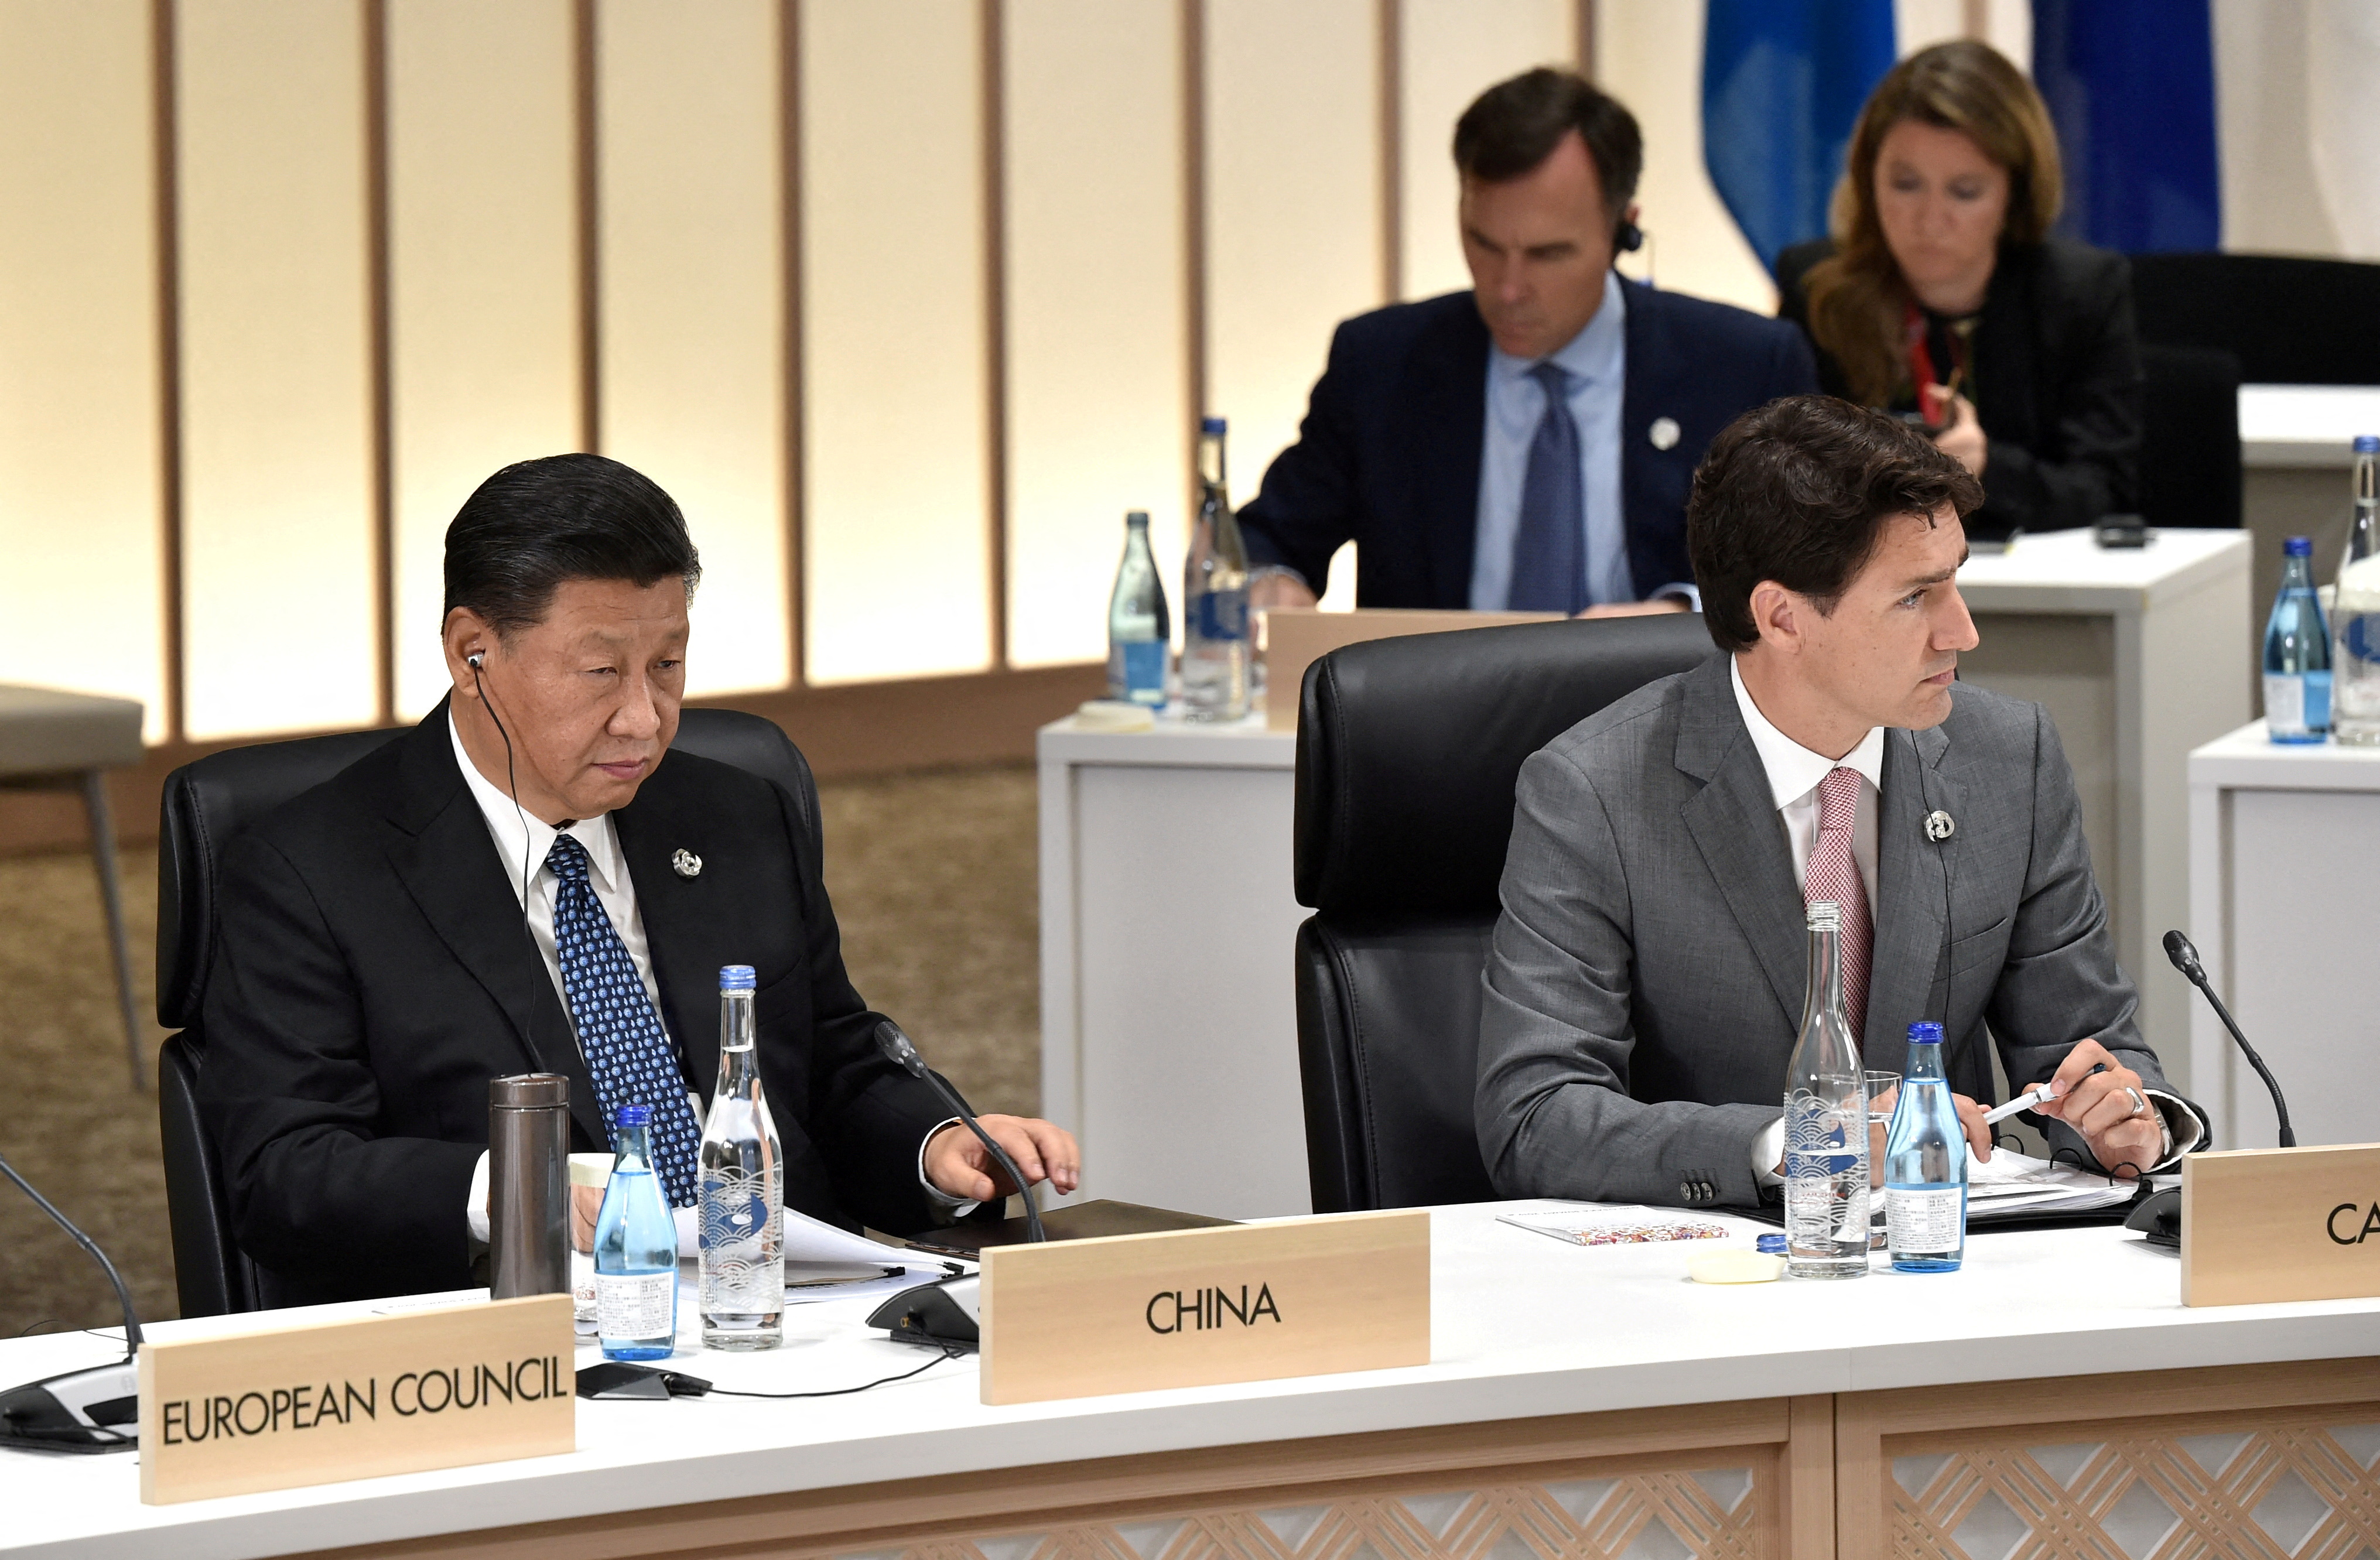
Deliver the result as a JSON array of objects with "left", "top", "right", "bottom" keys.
[
  {"left": 156, "top": 708, "right": 820, "bottom": 1317},
  {"left": 2138, "top": 342, "right": 2243, "bottom": 529},
  {"left": 2129, "top": 252, "right": 2380, "bottom": 386},
  {"left": 1291, "top": 613, "right": 1717, "bottom": 1214}
]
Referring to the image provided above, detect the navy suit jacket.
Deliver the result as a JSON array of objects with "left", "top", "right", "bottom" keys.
[{"left": 1237, "top": 283, "right": 1819, "bottom": 607}]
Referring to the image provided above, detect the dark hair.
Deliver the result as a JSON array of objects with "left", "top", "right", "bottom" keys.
[
  {"left": 1687, "top": 396, "right": 1983, "bottom": 653},
  {"left": 442, "top": 453, "right": 702, "bottom": 638},
  {"left": 1452, "top": 68, "right": 1642, "bottom": 214}
]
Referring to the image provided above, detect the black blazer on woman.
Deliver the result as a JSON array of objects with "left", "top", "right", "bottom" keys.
[
  {"left": 1776, "top": 235, "right": 2142, "bottom": 537},
  {"left": 196, "top": 702, "right": 956, "bottom": 1304}
]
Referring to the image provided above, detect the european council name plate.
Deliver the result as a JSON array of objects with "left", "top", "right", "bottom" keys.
[
  {"left": 136, "top": 1293, "right": 575, "bottom": 1504},
  {"left": 979, "top": 1209, "right": 1429, "bottom": 1405},
  {"left": 2183, "top": 1143, "right": 2380, "bottom": 1306}
]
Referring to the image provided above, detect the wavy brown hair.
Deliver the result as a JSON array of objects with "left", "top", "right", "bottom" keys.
[{"left": 1801, "top": 40, "right": 2063, "bottom": 406}]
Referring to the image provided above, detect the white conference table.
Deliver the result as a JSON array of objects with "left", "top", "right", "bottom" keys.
[
  {"left": 1040, "top": 529, "right": 2251, "bottom": 1220},
  {"left": 6, "top": 1206, "right": 2378, "bottom": 1560},
  {"left": 2187, "top": 721, "right": 2380, "bottom": 1152}
]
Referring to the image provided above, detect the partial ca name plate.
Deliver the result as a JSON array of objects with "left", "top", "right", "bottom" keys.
[
  {"left": 137, "top": 1294, "right": 575, "bottom": 1504},
  {"left": 2183, "top": 1143, "right": 2380, "bottom": 1306},
  {"left": 977, "top": 1209, "right": 1429, "bottom": 1406}
]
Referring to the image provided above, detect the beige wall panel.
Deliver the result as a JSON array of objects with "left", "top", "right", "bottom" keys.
[
  {"left": 800, "top": 1, "right": 990, "bottom": 686},
  {"left": 388, "top": 0, "right": 579, "bottom": 719},
  {"left": 599, "top": 0, "right": 788, "bottom": 697},
  {"left": 0, "top": 1, "right": 167, "bottom": 741},
  {"left": 1398, "top": 0, "right": 1574, "bottom": 302},
  {"left": 177, "top": 0, "right": 376, "bottom": 740},
  {"left": 1004, "top": 0, "right": 1186, "bottom": 669},
  {"left": 1205, "top": 0, "right": 1382, "bottom": 607},
  {"left": 1593, "top": 3, "right": 1774, "bottom": 316}
]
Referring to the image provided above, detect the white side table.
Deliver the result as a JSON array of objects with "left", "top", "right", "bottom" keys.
[{"left": 2187, "top": 723, "right": 2380, "bottom": 1150}]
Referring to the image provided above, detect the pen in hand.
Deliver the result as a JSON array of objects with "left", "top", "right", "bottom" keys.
[{"left": 1982, "top": 1061, "right": 2107, "bottom": 1124}]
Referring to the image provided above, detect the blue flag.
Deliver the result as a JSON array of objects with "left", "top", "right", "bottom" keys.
[
  {"left": 1702, "top": 0, "right": 1898, "bottom": 277},
  {"left": 2030, "top": 0, "right": 2220, "bottom": 253}
]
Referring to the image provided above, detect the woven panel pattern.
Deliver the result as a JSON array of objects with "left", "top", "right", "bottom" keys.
[
  {"left": 1890, "top": 1419, "right": 2380, "bottom": 1559},
  {"left": 830, "top": 1467, "right": 1763, "bottom": 1560}
]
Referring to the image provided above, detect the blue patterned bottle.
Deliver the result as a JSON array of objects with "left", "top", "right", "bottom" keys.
[
  {"left": 699, "top": 964, "right": 783, "bottom": 1350},
  {"left": 2263, "top": 536, "right": 2331, "bottom": 743},
  {"left": 1884, "top": 1022, "right": 1966, "bottom": 1272},
  {"left": 593, "top": 1106, "right": 678, "bottom": 1360},
  {"left": 1783, "top": 902, "right": 1868, "bottom": 1278}
]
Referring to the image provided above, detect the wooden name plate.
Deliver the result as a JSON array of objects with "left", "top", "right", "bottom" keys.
[
  {"left": 978, "top": 1209, "right": 1429, "bottom": 1405},
  {"left": 2183, "top": 1143, "right": 2380, "bottom": 1306},
  {"left": 137, "top": 1294, "right": 575, "bottom": 1504}
]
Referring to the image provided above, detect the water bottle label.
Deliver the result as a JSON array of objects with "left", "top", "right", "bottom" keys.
[
  {"left": 2264, "top": 672, "right": 2329, "bottom": 736},
  {"left": 596, "top": 1270, "right": 674, "bottom": 1342},
  {"left": 1193, "top": 587, "right": 1248, "bottom": 642},
  {"left": 1886, "top": 1185, "right": 1964, "bottom": 1252},
  {"left": 1118, "top": 639, "right": 1166, "bottom": 704}
]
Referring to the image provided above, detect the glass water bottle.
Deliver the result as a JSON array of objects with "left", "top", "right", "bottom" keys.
[
  {"left": 1883, "top": 1022, "right": 1967, "bottom": 1272},
  {"left": 1106, "top": 510, "right": 1169, "bottom": 709},
  {"left": 699, "top": 964, "right": 784, "bottom": 1350},
  {"left": 593, "top": 1105, "right": 678, "bottom": 1360},
  {"left": 1181, "top": 416, "right": 1250, "bottom": 721},
  {"left": 2264, "top": 536, "right": 2332, "bottom": 743},
  {"left": 1783, "top": 901, "right": 1868, "bottom": 1279},
  {"left": 2333, "top": 436, "right": 2380, "bottom": 745}
]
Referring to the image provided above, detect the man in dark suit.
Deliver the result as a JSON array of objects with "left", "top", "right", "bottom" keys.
[
  {"left": 197, "top": 454, "right": 1078, "bottom": 1304},
  {"left": 1240, "top": 69, "right": 1818, "bottom": 617},
  {"left": 1473, "top": 398, "right": 2203, "bottom": 1211}
]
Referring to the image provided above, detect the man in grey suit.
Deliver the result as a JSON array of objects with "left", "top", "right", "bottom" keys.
[{"left": 1475, "top": 396, "right": 2205, "bottom": 1210}]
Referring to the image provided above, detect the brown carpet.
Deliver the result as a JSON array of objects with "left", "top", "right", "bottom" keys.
[{"left": 0, "top": 764, "right": 1038, "bottom": 1337}]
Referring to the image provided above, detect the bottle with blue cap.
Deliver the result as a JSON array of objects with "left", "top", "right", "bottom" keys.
[
  {"left": 593, "top": 1104, "right": 679, "bottom": 1360},
  {"left": 1181, "top": 415, "right": 1250, "bottom": 721},
  {"left": 2264, "top": 536, "right": 2332, "bottom": 743},
  {"left": 1883, "top": 1022, "right": 1966, "bottom": 1272},
  {"left": 699, "top": 964, "right": 784, "bottom": 1350},
  {"left": 2331, "top": 436, "right": 2380, "bottom": 745}
]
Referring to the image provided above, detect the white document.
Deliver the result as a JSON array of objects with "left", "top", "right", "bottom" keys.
[
  {"left": 1962, "top": 1147, "right": 2134, "bottom": 1217},
  {"left": 664, "top": 1204, "right": 943, "bottom": 1271}
]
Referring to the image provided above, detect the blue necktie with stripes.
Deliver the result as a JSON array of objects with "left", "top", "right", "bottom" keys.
[
  {"left": 545, "top": 833, "right": 703, "bottom": 1206},
  {"left": 1508, "top": 360, "right": 1588, "bottom": 614}
]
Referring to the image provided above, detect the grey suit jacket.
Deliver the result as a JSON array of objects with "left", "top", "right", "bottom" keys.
[{"left": 1475, "top": 651, "right": 2197, "bottom": 1209}]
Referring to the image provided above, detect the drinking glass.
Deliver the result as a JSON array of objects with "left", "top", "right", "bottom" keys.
[{"left": 1864, "top": 1070, "right": 1900, "bottom": 1249}]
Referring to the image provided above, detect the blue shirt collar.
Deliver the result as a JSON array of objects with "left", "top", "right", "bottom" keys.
[{"left": 1488, "top": 269, "right": 1627, "bottom": 388}]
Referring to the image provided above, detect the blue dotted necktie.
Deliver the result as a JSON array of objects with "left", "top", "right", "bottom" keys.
[
  {"left": 545, "top": 833, "right": 703, "bottom": 1206},
  {"left": 1509, "top": 360, "right": 1588, "bottom": 614}
]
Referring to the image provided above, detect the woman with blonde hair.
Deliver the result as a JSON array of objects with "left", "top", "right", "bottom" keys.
[{"left": 1777, "top": 39, "right": 2139, "bottom": 542}]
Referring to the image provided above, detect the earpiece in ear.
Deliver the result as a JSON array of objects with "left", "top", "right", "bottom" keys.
[
  {"left": 467, "top": 653, "right": 484, "bottom": 670},
  {"left": 1615, "top": 220, "right": 1644, "bottom": 254}
]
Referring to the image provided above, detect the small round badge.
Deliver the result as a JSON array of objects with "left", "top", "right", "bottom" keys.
[
  {"left": 671, "top": 848, "right": 703, "bottom": 879},
  {"left": 1649, "top": 416, "right": 1681, "bottom": 451},
  {"left": 1924, "top": 810, "right": 1956, "bottom": 842}
]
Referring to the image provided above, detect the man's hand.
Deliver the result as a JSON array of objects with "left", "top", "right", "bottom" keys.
[
  {"left": 571, "top": 1183, "right": 601, "bottom": 1254},
  {"left": 2026, "top": 1038, "right": 2162, "bottom": 1178},
  {"left": 1578, "top": 598, "right": 1690, "bottom": 619},
  {"left": 924, "top": 1115, "right": 1082, "bottom": 1205},
  {"left": 1249, "top": 572, "right": 1319, "bottom": 611},
  {"left": 1860, "top": 1086, "right": 1994, "bottom": 1186}
]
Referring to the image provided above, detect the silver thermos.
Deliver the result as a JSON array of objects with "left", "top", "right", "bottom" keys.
[{"left": 488, "top": 1073, "right": 571, "bottom": 1299}]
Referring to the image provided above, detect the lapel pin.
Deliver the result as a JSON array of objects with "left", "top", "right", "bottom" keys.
[
  {"left": 1649, "top": 416, "right": 1681, "bottom": 451},
  {"left": 671, "top": 848, "right": 703, "bottom": 879},
  {"left": 1924, "top": 810, "right": 1955, "bottom": 843}
]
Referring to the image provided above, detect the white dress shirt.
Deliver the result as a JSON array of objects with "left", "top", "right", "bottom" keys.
[
  {"left": 449, "top": 713, "right": 965, "bottom": 1245},
  {"left": 1729, "top": 661, "right": 2193, "bottom": 1184}
]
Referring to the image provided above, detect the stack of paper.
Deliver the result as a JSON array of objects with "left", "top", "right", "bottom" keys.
[{"left": 1963, "top": 1147, "right": 2135, "bottom": 1221}]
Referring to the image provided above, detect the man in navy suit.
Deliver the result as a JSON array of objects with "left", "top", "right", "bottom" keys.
[{"left": 1241, "top": 69, "right": 1818, "bottom": 617}]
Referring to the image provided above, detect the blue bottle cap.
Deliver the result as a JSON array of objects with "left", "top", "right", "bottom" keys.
[
  {"left": 719, "top": 964, "right": 755, "bottom": 991},
  {"left": 2355, "top": 435, "right": 2378, "bottom": 453},
  {"left": 614, "top": 1104, "right": 650, "bottom": 1128},
  {"left": 1907, "top": 1021, "right": 1944, "bottom": 1043},
  {"left": 1755, "top": 1234, "right": 1787, "bottom": 1255},
  {"left": 1201, "top": 416, "right": 1227, "bottom": 436},
  {"left": 2286, "top": 536, "right": 2313, "bottom": 557}
]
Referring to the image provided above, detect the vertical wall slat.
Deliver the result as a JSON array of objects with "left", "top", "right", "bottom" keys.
[
  {"left": 385, "top": 0, "right": 579, "bottom": 719},
  {"left": 0, "top": 0, "right": 169, "bottom": 743},
  {"left": 599, "top": 0, "right": 790, "bottom": 699},
  {"left": 798, "top": 0, "right": 992, "bottom": 686},
  {"left": 176, "top": 0, "right": 377, "bottom": 740},
  {"left": 1003, "top": 0, "right": 1188, "bottom": 670}
]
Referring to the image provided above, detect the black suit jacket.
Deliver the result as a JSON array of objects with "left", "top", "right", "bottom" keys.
[
  {"left": 195, "top": 703, "right": 954, "bottom": 1304},
  {"left": 1776, "top": 236, "right": 2143, "bottom": 536},
  {"left": 1235, "top": 283, "right": 1818, "bottom": 606}
]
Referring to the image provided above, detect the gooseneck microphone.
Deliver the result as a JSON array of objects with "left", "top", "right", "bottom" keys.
[
  {"left": 0, "top": 1150, "right": 142, "bottom": 1452},
  {"left": 874, "top": 1020, "right": 1047, "bottom": 1242},
  {"left": 2163, "top": 929, "right": 2296, "bottom": 1148}
]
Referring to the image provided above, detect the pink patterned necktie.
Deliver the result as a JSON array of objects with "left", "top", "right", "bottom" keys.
[{"left": 1806, "top": 766, "right": 1872, "bottom": 1040}]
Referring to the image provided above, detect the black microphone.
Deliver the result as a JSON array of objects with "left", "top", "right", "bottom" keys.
[
  {"left": 0, "top": 1150, "right": 143, "bottom": 1452},
  {"left": 874, "top": 1020, "right": 1046, "bottom": 1242},
  {"left": 2163, "top": 929, "right": 2296, "bottom": 1149}
]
